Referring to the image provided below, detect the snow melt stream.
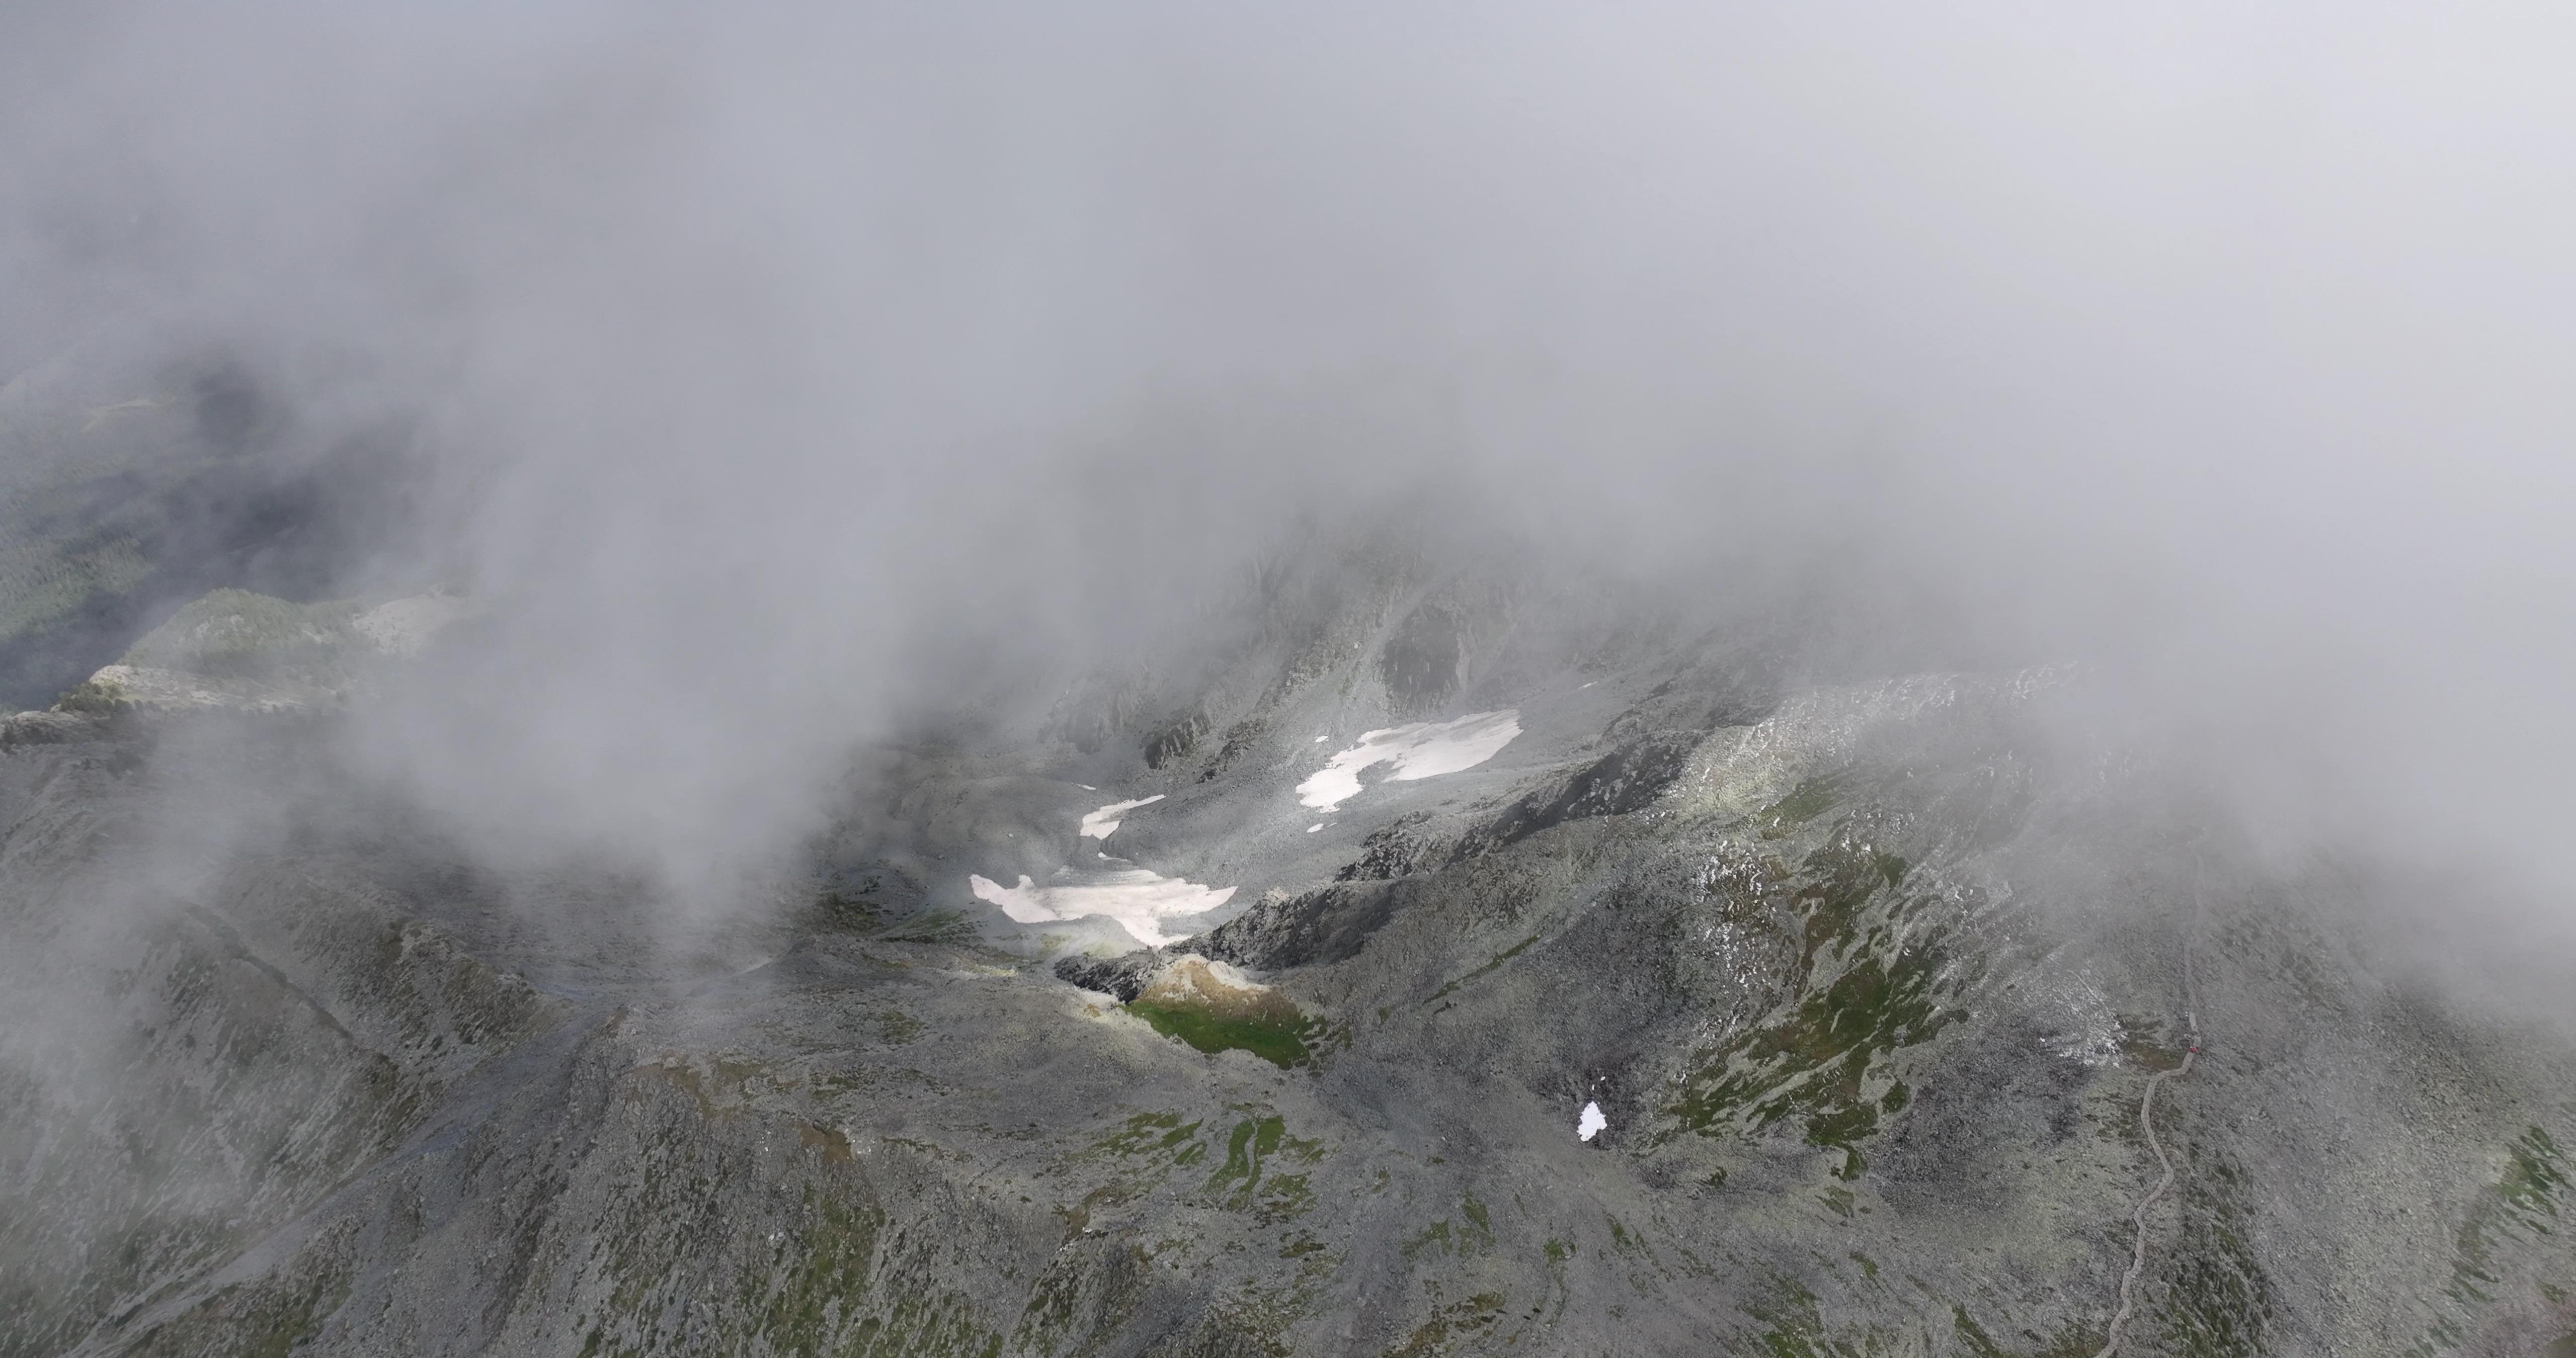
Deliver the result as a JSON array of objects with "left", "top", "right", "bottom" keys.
[{"left": 1296, "top": 709, "right": 1521, "bottom": 812}]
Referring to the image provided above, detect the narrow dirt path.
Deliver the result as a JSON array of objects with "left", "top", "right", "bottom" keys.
[{"left": 2094, "top": 861, "right": 2206, "bottom": 1358}]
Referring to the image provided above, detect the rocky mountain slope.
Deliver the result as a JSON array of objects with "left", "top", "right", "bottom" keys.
[
  {"left": 0, "top": 337, "right": 421, "bottom": 711},
  {"left": 4, "top": 548, "right": 2574, "bottom": 1357}
]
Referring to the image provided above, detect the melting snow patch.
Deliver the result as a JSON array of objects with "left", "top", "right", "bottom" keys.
[
  {"left": 1577, "top": 1102, "right": 1606, "bottom": 1142},
  {"left": 970, "top": 869, "right": 1234, "bottom": 949},
  {"left": 1296, "top": 709, "right": 1521, "bottom": 812},
  {"left": 1079, "top": 794, "right": 1165, "bottom": 840}
]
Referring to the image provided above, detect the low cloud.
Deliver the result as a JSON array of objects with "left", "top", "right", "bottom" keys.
[{"left": 4, "top": 1, "right": 2572, "bottom": 947}]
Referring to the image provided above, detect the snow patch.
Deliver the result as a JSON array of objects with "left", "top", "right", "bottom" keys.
[
  {"left": 1578, "top": 1101, "right": 1606, "bottom": 1141},
  {"left": 1080, "top": 794, "right": 1165, "bottom": 840},
  {"left": 970, "top": 868, "right": 1234, "bottom": 948},
  {"left": 1306, "top": 823, "right": 1323, "bottom": 833},
  {"left": 1296, "top": 709, "right": 1521, "bottom": 812}
]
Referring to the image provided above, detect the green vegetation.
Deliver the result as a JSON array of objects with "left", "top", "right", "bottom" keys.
[
  {"left": 2117, "top": 1015, "right": 2190, "bottom": 1072},
  {"left": 1765, "top": 776, "right": 1844, "bottom": 826},
  {"left": 1205, "top": 1114, "right": 1324, "bottom": 1218},
  {"left": 1014, "top": 1243, "right": 1150, "bottom": 1354},
  {"left": 0, "top": 536, "right": 150, "bottom": 647},
  {"left": 2416, "top": 1124, "right": 2569, "bottom": 1352},
  {"left": 1089, "top": 1110, "right": 1207, "bottom": 1163},
  {"left": 54, "top": 676, "right": 135, "bottom": 714},
  {"left": 1951, "top": 1305, "right": 2101, "bottom": 1358},
  {"left": 2498, "top": 1125, "right": 2570, "bottom": 1226},
  {"left": 2160, "top": 1149, "right": 2275, "bottom": 1358},
  {"left": 1668, "top": 837, "right": 1962, "bottom": 1180},
  {"left": 1063, "top": 1111, "right": 1216, "bottom": 1233},
  {"left": 121, "top": 588, "right": 358, "bottom": 677},
  {"left": 1401, "top": 1200, "right": 1495, "bottom": 1261},
  {"left": 1064, "top": 1112, "right": 1315, "bottom": 1225},
  {"left": 751, "top": 1191, "right": 887, "bottom": 1356},
  {"left": 1382, "top": 1293, "right": 1505, "bottom": 1358},
  {"left": 833, "top": 1293, "right": 1004, "bottom": 1358},
  {"left": 1129, "top": 999, "right": 1313, "bottom": 1068},
  {"left": 1604, "top": 1215, "right": 1657, "bottom": 1267},
  {"left": 1737, "top": 1276, "right": 1852, "bottom": 1358},
  {"left": 876, "top": 909, "right": 980, "bottom": 945}
]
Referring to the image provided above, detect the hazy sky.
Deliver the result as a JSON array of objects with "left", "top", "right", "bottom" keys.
[{"left": 6, "top": 2, "right": 2574, "bottom": 918}]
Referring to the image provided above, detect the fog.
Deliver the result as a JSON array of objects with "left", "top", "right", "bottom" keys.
[{"left": 7, "top": 2, "right": 2574, "bottom": 941}]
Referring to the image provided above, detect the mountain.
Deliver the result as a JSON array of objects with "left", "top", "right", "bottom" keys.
[
  {"left": 0, "top": 337, "right": 422, "bottom": 711},
  {"left": 4, "top": 539, "right": 2572, "bottom": 1357}
]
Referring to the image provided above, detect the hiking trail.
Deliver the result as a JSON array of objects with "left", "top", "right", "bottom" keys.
[{"left": 2093, "top": 857, "right": 2207, "bottom": 1358}]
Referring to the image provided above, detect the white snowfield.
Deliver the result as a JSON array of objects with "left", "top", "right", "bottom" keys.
[
  {"left": 971, "top": 869, "right": 1235, "bottom": 949},
  {"left": 1296, "top": 709, "right": 1522, "bottom": 813},
  {"left": 1578, "top": 1101, "right": 1607, "bottom": 1141},
  {"left": 1079, "top": 795, "right": 1165, "bottom": 840}
]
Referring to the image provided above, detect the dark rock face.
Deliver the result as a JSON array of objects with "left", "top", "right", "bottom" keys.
[
  {"left": 1193, "top": 719, "right": 1264, "bottom": 783},
  {"left": 1140, "top": 712, "right": 1205, "bottom": 770},
  {"left": 1447, "top": 731, "right": 1701, "bottom": 863},
  {"left": 1376, "top": 602, "right": 1460, "bottom": 715},
  {"left": 1052, "top": 948, "right": 1168, "bottom": 1001},
  {"left": 1197, "top": 881, "right": 1403, "bottom": 972},
  {"left": 1335, "top": 811, "right": 1441, "bottom": 882}
]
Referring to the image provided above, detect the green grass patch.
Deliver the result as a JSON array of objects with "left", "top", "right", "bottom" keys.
[
  {"left": 2161, "top": 1149, "right": 2275, "bottom": 1357},
  {"left": 1765, "top": 775, "right": 1844, "bottom": 826},
  {"left": 1951, "top": 1304, "right": 2102, "bottom": 1358},
  {"left": 1666, "top": 837, "right": 1963, "bottom": 1178},
  {"left": 1128, "top": 1000, "right": 1312, "bottom": 1068},
  {"left": 877, "top": 909, "right": 980, "bottom": 945},
  {"left": 121, "top": 587, "right": 359, "bottom": 677},
  {"left": 54, "top": 677, "right": 134, "bottom": 714},
  {"left": 1384, "top": 1293, "right": 1505, "bottom": 1358},
  {"left": 1203, "top": 1115, "right": 1323, "bottom": 1218},
  {"left": 2426, "top": 1122, "right": 2570, "bottom": 1348}
]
